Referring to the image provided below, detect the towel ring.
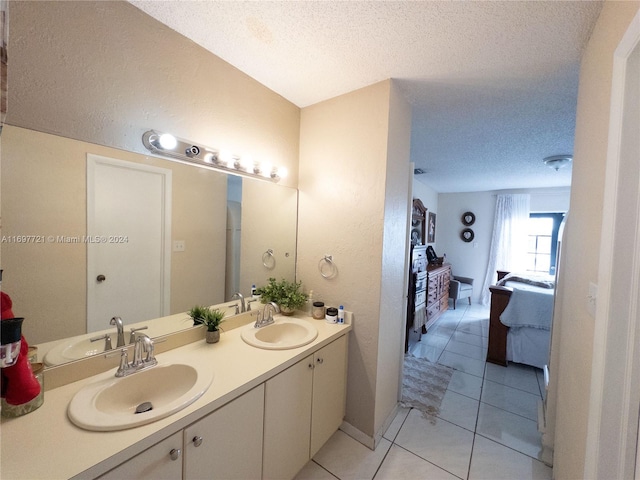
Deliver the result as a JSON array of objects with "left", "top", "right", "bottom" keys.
[
  {"left": 319, "top": 255, "right": 337, "bottom": 279},
  {"left": 262, "top": 249, "right": 276, "bottom": 269}
]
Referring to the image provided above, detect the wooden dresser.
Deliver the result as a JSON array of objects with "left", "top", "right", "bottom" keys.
[
  {"left": 405, "top": 256, "right": 451, "bottom": 352},
  {"left": 426, "top": 263, "right": 451, "bottom": 326}
]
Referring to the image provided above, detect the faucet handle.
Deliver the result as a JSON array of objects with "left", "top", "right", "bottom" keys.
[
  {"left": 105, "top": 348, "right": 129, "bottom": 377},
  {"left": 90, "top": 333, "right": 113, "bottom": 352},
  {"left": 129, "top": 326, "right": 148, "bottom": 344}
]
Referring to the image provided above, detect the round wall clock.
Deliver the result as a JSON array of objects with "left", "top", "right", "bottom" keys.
[
  {"left": 461, "top": 212, "right": 476, "bottom": 226},
  {"left": 461, "top": 228, "right": 475, "bottom": 242}
]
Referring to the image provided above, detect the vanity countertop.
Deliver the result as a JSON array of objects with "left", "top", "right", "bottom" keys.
[{"left": 1, "top": 314, "right": 351, "bottom": 480}]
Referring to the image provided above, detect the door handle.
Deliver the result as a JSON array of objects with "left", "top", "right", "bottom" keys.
[{"left": 96, "top": 274, "right": 106, "bottom": 282}]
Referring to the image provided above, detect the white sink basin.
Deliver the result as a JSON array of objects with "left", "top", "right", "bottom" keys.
[
  {"left": 68, "top": 363, "right": 213, "bottom": 431},
  {"left": 44, "top": 333, "right": 122, "bottom": 366},
  {"left": 241, "top": 317, "right": 318, "bottom": 350}
]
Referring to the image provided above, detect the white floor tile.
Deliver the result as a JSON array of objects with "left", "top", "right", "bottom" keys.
[
  {"left": 439, "top": 350, "right": 486, "bottom": 378},
  {"left": 383, "top": 406, "right": 410, "bottom": 442},
  {"left": 295, "top": 460, "right": 338, "bottom": 480},
  {"left": 445, "top": 339, "right": 486, "bottom": 361},
  {"left": 428, "top": 324, "right": 457, "bottom": 339},
  {"left": 374, "top": 445, "right": 460, "bottom": 480},
  {"left": 420, "top": 332, "right": 451, "bottom": 349},
  {"left": 484, "top": 363, "right": 541, "bottom": 395},
  {"left": 448, "top": 370, "right": 483, "bottom": 400},
  {"left": 436, "top": 314, "right": 462, "bottom": 329},
  {"left": 409, "top": 342, "right": 444, "bottom": 363},
  {"left": 476, "top": 403, "right": 543, "bottom": 460},
  {"left": 450, "top": 330, "right": 488, "bottom": 349},
  {"left": 481, "top": 380, "right": 539, "bottom": 421},
  {"left": 456, "top": 319, "right": 489, "bottom": 338},
  {"left": 469, "top": 436, "right": 552, "bottom": 480},
  {"left": 395, "top": 409, "right": 474, "bottom": 479},
  {"left": 437, "top": 389, "right": 480, "bottom": 431},
  {"left": 313, "top": 430, "right": 392, "bottom": 480}
]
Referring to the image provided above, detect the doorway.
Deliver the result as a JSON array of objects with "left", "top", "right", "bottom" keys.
[{"left": 86, "top": 155, "right": 172, "bottom": 333}]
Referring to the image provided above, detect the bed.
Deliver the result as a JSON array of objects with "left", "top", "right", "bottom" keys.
[{"left": 486, "top": 271, "right": 555, "bottom": 369}]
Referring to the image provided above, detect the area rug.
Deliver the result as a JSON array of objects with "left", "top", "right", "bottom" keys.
[{"left": 401, "top": 355, "right": 454, "bottom": 416}]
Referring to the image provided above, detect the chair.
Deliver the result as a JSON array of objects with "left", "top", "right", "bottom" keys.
[{"left": 449, "top": 275, "right": 474, "bottom": 309}]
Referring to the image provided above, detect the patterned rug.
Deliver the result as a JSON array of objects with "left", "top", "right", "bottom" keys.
[{"left": 401, "top": 355, "right": 454, "bottom": 416}]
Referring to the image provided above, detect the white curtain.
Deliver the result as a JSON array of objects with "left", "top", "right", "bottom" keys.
[{"left": 480, "top": 194, "right": 531, "bottom": 305}]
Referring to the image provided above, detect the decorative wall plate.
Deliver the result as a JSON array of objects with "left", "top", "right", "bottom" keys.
[
  {"left": 461, "top": 211, "right": 476, "bottom": 226},
  {"left": 461, "top": 228, "right": 475, "bottom": 242}
]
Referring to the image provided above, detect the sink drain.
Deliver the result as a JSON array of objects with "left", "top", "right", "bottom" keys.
[{"left": 135, "top": 401, "right": 153, "bottom": 414}]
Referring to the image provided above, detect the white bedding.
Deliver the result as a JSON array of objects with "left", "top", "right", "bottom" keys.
[{"left": 500, "top": 280, "right": 554, "bottom": 370}]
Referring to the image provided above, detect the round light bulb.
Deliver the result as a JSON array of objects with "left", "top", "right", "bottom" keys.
[
  {"left": 158, "top": 133, "right": 177, "bottom": 150},
  {"left": 275, "top": 166, "right": 288, "bottom": 179},
  {"left": 260, "top": 162, "right": 272, "bottom": 177},
  {"left": 220, "top": 149, "right": 233, "bottom": 167},
  {"left": 240, "top": 156, "right": 254, "bottom": 172}
]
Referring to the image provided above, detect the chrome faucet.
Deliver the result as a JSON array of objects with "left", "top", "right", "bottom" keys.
[
  {"left": 231, "top": 292, "right": 246, "bottom": 313},
  {"left": 247, "top": 298, "right": 259, "bottom": 311},
  {"left": 110, "top": 316, "right": 126, "bottom": 347},
  {"left": 129, "top": 326, "right": 148, "bottom": 344},
  {"left": 112, "top": 333, "right": 157, "bottom": 377},
  {"left": 132, "top": 334, "right": 155, "bottom": 367},
  {"left": 254, "top": 302, "right": 279, "bottom": 328}
]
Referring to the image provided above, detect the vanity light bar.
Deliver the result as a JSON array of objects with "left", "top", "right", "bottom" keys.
[{"left": 142, "top": 130, "right": 287, "bottom": 182}]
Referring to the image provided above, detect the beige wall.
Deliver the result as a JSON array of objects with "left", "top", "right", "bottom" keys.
[
  {"left": 4, "top": 1, "right": 301, "bottom": 341},
  {"left": 1, "top": 126, "right": 226, "bottom": 344},
  {"left": 240, "top": 180, "right": 298, "bottom": 296},
  {"left": 375, "top": 82, "right": 412, "bottom": 434},
  {"left": 298, "top": 79, "right": 411, "bottom": 441},
  {"left": 7, "top": 1, "right": 300, "bottom": 189},
  {"left": 551, "top": 1, "right": 640, "bottom": 478}
]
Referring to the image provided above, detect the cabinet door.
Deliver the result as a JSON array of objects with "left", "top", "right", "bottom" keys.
[
  {"left": 184, "top": 384, "right": 264, "bottom": 480},
  {"left": 310, "top": 335, "right": 348, "bottom": 457},
  {"left": 263, "top": 355, "right": 313, "bottom": 480},
  {"left": 97, "top": 432, "right": 183, "bottom": 480}
]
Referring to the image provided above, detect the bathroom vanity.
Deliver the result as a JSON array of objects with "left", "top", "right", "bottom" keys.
[{"left": 0, "top": 313, "right": 351, "bottom": 479}]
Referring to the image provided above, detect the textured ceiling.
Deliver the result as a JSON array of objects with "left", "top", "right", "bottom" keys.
[{"left": 129, "top": 0, "right": 603, "bottom": 193}]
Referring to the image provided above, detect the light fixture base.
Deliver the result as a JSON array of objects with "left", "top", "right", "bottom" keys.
[{"left": 543, "top": 155, "right": 573, "bottom": 171}]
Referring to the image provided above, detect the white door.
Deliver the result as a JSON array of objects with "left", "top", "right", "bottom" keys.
[
  {"left": 87, "top": 155, "right": 172, "bottom": 333},
  {"left": 585, "top": 10, "right": 640, "bottom": 479}
]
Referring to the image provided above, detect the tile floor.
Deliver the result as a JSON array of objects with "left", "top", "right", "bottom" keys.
[{"left": 295, "top": 304, "right": 552, "bottom": 480}]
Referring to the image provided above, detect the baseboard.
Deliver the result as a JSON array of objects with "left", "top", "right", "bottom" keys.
[
  {"left": 537, "top": 398, "right": 554, "bottom": 466},
  {"left": 340, "top": 403, "right": 401, "bottom": 451}
]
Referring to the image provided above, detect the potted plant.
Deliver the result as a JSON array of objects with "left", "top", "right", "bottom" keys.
[
  {"left": 188, "top": 305, "right": 225, "bottom": 343},
  {"left": 255, "top": 278, "right": 308, "bottom": 315}
]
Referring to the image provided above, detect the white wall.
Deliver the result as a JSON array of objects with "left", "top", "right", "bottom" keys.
[
  {"left": 375, "top": 83, "right": 412, "bottom": 436},
  {"left": 550, "top": 2, "right": 640, "bottom": 477},
  {"left": 7, "top": 1, "right": 300, "bottom": 189},
  {"left": 298, "top": 80, "right": 412, "bottom": 443},
  {"left": 438, "top": 188, "right": 570, "bottom": 302}
]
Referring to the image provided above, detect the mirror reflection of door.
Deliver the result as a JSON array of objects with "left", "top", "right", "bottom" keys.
[{"left": 86, "top": 155, "right": 172, "bottom": 333}]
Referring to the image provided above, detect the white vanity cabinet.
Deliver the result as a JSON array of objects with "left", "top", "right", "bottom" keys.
[
  {"left": 97, "top": 431, "right": 183, "bottom": 480},
  {"left": 184, "top": 384, "right": 264, "bottom": 479},
  {"left": 310, "top": 334, "right": 348, "bottom": 457},
  {"left": 98, "top": 385, "right": 264, "bottom": 480},
  {"left": 92, "top": 333, "right": 348, "bottom": 480},
  {"left": 263, "top": 335, "right": 348, "bottom": 479}
]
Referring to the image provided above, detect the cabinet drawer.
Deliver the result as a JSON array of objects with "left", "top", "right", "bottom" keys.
[{"left": 427, "top": 302, "right": 441, "bottom": 320}]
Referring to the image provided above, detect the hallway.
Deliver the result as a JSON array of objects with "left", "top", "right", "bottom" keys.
[{"left": 297, "top": 304, "right": 552, "bottom": 479}]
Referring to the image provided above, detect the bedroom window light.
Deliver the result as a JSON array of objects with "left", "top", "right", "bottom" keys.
[{"left": 526, "top": 213, "right": 565, "bottom": 275}]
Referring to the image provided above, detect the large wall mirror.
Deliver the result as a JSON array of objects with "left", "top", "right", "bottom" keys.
[
  {"left": 2, "top": 128, "right": 298, "bottom": 367},
  {"left": 1, "top": 1, "right": 300, "bottom": 368}
]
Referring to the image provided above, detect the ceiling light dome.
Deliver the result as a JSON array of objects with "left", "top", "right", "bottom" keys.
[{"left": 543, "top": 155, "right": 573, "bottom": 171}]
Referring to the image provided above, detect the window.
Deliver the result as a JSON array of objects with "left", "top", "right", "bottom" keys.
[{"left": 526, "top": 213, "right": 565, "bottom": 275}]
